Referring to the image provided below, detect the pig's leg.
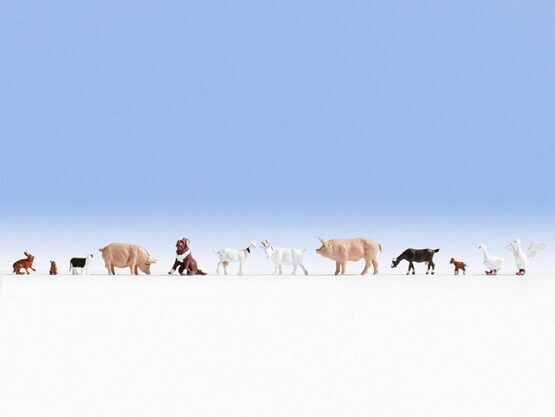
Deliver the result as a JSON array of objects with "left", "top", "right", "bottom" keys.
[
  {"left": 133, "top": 265, "right": 139, "bottom": 275},
  {"left": 105, "top": 262, "right": 112, "bottom": 275},
  {"left": 361, "top": 260, "right": 370, "bottom": 275},
  {"left": 335, "top": 262, "right": 341, "bottom": 275},
  {"left": 340, "top": 262, "right": 347, "bottom": 275},
  {"left": 372, "top": 258, "right": 379, "bottom": 275}
]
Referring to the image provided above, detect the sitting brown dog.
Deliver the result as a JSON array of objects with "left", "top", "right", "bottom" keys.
[
  {"left": 13, "top": 251, "right": 36, "bottom": 275},
  {"left": 49, "top": 261, "right": 58, "bottom": 275},
  {"left": 168, "top": 237, "right": 206, "bottom": 276},
  {"left": 449, "top": 257, "right": 467, "bottom": 275}
]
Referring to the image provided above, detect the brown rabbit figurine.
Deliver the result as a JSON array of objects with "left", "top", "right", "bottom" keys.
[
  {"left": 49, "top": 261, "right": 58, "bottom": 275},
  {"left": 13, "top": 251, "right": 36, "bottom": 275}
]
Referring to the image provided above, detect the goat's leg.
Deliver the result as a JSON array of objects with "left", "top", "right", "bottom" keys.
[
  {"left": 430, "top": 261, "right": 435, "bottom": 275},
  {"left": 216, "top": 261, "right": 221, "bottom": 275},
  {"left": 301, "top": 265, "right": 308, "bottom": 275},
  {"left": 238, "top": 262, "right": 243, "bottom": 276},
  {"left": 273, "top": 265, "right": 279, "bottom": 275},
  {"left": 292, "top": 265, "right": 297, "bottom": 275},
  {"left": 278, "top": 265, "right": 283, "bottom": 275}
]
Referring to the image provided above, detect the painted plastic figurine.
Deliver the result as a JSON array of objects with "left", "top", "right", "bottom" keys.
[
  {"left": 168, "top": 237, "right": 206, "bottom": 276},
  {"left": 49, "top": 260, "right": 58, "bottom": 275},
  {"left": 505, "top": 239, "right": 546, "bottom": 275},
  {"left": 13, "top": 251, "right": 36, "bottom": 275},
  {"left": 391, "top": 248, "right": 440, "bottom": 275},
  {"left": 315, "top": 237, "right": 382, "bottom": 276},
  {"left": 449, "top": 258, "right": 466, "bottom": 275},
  {"left": 478, "top": 244, "right": 503, "bottom": 275}
]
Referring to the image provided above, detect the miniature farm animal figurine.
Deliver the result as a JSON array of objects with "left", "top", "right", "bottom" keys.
[
  {"left": 449, "top": 257, "right": 466, "bottom": 275},
  {"left": 260, "top": 240, "right": 308, "bottom": 275},
  {"left": 315, "top": 237, "right": 382, "bottom": 276},
  {"left": 12, "top": 251, "right": 36, "bottom": 275},
  {"left": 213, "top": 241, "right": 256, "bottom": 275},
  {"left": 478, "top": 244, "right": 503, "bottom": 275},
  {"left": 49, "top": 261, "right": 58, "bottom": 275},
  {"left": 391, "top": 248, "right": 440, "bottom": 275},
  {"left": 168, "top": 237, "right": 207, "bottom": 276},
  {"left": 99, "top": 243, "right": 157, "bottom": 275},
  {"left": 504, "top": 239, "right": 546, "bottom": 275},
  {"left": 69, "top": 254, "right": 94, "bottom": 275}
]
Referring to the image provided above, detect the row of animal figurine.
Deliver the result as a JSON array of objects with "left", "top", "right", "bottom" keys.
[{"left": 10, "top": 237, "right": 547, "bottom": 276}]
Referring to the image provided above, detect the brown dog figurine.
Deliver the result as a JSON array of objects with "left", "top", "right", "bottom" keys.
[
  {"left": 49, "top": 261, "right": 58, "bottom": 275},
  {"left": 168, "top": 237, "right": 207, "bottom": 276},
  {"left": 13, "top": 251, "right": 36, "bottom": 275},
  {"left": 449, "top": 257, "right": 466, "bottom": 275}
]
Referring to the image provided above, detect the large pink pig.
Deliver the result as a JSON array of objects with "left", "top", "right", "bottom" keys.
[
  {"left": 315, "top": 237, "right": 382, "bottom": 276},
  {"left": 99, "top": 243, "right": 157, "bottom": 275}
]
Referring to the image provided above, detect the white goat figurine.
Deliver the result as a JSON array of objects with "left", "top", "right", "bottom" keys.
[
  {"left": 260, "top": 240, "right": 308, "bottom": 275},
  {"left": 214, "top": 241, "right": 257, "bottom": 275}
]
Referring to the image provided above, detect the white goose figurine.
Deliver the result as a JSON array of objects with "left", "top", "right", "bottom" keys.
[
  {"left": 478, "top": 244, "right": 504, "bottom": 275},
  {"left": 505, "top": 239, "right": 546, "bottom": 275}
]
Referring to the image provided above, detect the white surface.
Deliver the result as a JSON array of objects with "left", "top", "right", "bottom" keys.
[{"left": 1, "top": 272, "right": 554, "bottom": 416}]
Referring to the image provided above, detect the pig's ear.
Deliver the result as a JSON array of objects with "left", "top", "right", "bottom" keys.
[{"left": 318, "top": 237, "right": 327, "bottom": 246}]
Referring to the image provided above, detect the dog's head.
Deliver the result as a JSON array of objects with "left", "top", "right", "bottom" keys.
[{"left": 176, "top": 238, "right": 190, "bottom": 253}]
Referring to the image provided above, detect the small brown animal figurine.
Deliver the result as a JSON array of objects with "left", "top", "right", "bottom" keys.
[
  {"left": 12, "top": 251, "right": 36, "bottom": 275},
  {"left": 168, "top": 237, "right": 207, "bottom": 276},
  {"left": 449, "top": 258, "right": 466, "bottom": 275},
  {"left": 49, "top": 261, "right": 58, "bottom": 275}
]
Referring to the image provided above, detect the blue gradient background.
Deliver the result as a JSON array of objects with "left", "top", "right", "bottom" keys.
[{"left": 1, "top": 1, "right": 553, "bottom": 273}]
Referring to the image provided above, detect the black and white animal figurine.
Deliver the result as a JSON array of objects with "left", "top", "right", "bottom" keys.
[
  {"left": 69, "top": 254, "right": 94, "bottom": 275},
  {"left": 391, "top": 248, "right": 440, "bottom": 275}
]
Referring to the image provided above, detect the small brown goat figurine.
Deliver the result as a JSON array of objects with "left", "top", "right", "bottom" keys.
[
  {"left": 49, "top": 261, "right": 58, "bottom": 275},
  {"left": 449, "top": 257, "right": 466, "bottom": 275},
  {"left": 13, "top": 251, "right": 36, "bottom": 275}
]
